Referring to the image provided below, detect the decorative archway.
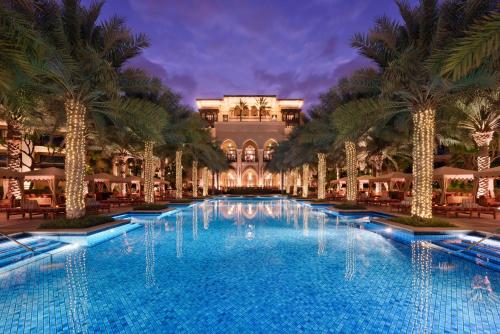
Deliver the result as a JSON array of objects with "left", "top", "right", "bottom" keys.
[
  {"left": 221, "top": 139, "right": 237, "bottom": 162},
  {"left": 263, "top": 139, "right": 278, "bottom": 161},
  {"left": 242, "top": 140, "right": 258, "bottom": 163},
  {"left": 241, "top": 167, "right": 258, "bottom": 187}
]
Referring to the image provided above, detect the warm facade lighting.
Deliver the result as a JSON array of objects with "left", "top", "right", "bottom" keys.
[{"left": 411, "top": 108, "right": 435, "bottom": 219}]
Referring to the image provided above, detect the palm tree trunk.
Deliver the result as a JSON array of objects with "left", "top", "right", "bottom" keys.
[
  {"left": 143, "top": 141, "right": 155, "bottom": 204},
  {"left": 64, "top": 98, "right": 87, "bottom": 219},
  {"left": 285, "top": 170, "right": 290, "bottom": 194},
  {"left": 473, "top": 131, "right": 494, "bottom": 198},
  {"left": 317, "top": 153, "right": 326, "bottom": 200},
  {"left": 302, "top": 163, "right": 309, "bottom": 198},
  {"left": 345, "top": 141, "right": 357, "bottom": 202},
  {"left": 292, "top": 168, "right": 298, "bottom": 196},
  {"left": 175, "top": 150, "right": 183, "bottom": 199},
  {"left": 192, "top": 160, "right": 198, "bottom": 198},
  {"left": 411, "top": 108, "right": 435, "bottom": 219},
  {"left": 6, "top": 119, "right": 22, "bottom": 199},
  {"left": 202, "top": 167, "right": 209, "bottom": 197}
]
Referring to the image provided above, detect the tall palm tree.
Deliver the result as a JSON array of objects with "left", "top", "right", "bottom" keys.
[
  {"left": 34, "top": 0, "right": 150, "bottom": 218},
  {"left": 350, "top": 0, "right": 497, "bottom": 218},
  {"left": 457, "top": 92, "right": 499, "bottom": 197},
  {"left": 0, "top": 2, "right": 49, "bottom": 198}
]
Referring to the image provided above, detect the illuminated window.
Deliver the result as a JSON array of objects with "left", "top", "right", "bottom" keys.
[{"left": 244, "top": 145, "right": 256, "bottom": 162}]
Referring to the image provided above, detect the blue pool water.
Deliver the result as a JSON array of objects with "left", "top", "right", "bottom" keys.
[{"left": 0, "top": 198, "right": 498, "bottom": 333}]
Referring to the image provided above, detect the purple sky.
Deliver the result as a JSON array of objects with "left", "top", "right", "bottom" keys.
[{"left": 91, "top": 0, "right": 409, "bottom": 111}]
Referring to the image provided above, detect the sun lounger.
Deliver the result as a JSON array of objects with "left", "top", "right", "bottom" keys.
[
  {"left": 85, "top": 198, "right": 111, "bottom": 213},
  {"left": 5, "top": 199, "right": 64, "bottom": 219},
  {"left": 445, "top": 198, "right": 497, "bottom": 219}
]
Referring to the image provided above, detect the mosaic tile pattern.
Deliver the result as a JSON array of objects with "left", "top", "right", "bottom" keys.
[{"left": 0, "top": 198, "right": 498, "bottom": 333}]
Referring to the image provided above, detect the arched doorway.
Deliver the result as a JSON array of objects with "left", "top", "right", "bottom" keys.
[
  {"left": 242, "top": 168, "right": 258, "bottom": 187},
  {"left": 220, "top": 168, "right": 237, "bottom": 188}
]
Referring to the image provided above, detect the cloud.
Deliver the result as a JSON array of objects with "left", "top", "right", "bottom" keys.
[
  {"left": 127, "top": 55, "right": 198, "bottom": 103},
  {"left": 253, "top": 55, "right": 373, "bottom": 110}
]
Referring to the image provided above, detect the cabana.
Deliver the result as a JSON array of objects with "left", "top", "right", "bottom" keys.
[
  {"left": 331, "top": 175, "right": 373, "bottom": 190},
  {"left": 433, "top": 166, "right": 475, "bottom": 204},
  {"left": 23, "top": 167, "right": 65, "bottom": 206},
  {"left": 369, "top": 172, "right": 412, "bottom": 196},
  {"left": 474, "top": 166, "right": 500, "bottom": 199},
  {"left": 125, "top": 175, "right": 144, "bottom": 196},
  {"left": 86, "top": 173, "right": 127, "bottom": 195}
]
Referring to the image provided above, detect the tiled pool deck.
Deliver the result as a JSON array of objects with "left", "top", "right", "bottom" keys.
[{"left": 0, "top": 198, "right": 498, "bottom": 333}]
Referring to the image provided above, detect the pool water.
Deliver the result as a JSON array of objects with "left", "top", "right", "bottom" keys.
[{"left": 0, "top": 198, "right": 498, "bottom": 333}]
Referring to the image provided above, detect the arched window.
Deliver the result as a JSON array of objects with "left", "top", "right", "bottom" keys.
[
  {"left": 243, "top": 145, "right": 256, "bottom": 162},
  {"left": 263, "top": 140, "right": 277, "bottom": 162},
  {"left": 221, "top": 140, "right": 237, "bottom": 162}
]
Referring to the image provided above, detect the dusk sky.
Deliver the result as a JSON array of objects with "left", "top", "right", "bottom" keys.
[{"left": 91, "top": 0, "right": 413, "bottom": 111}]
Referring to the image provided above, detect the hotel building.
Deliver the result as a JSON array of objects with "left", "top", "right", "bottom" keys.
[{"left": 196, "top": 95, "right": 303, "bottom": 188}]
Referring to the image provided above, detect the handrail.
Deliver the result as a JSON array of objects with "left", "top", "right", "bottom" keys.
[
  {"left": 0, "top": 232, "right": 36, "bottom": 253},
  {"left": 449, "top": 229, "right": 499, "bottom": 254}
]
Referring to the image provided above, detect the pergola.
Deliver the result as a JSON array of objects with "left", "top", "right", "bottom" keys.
[
  {"left": 369, "top": 172, "right": 412, "bottom": 194},
  {"left": 86, "top": 173, "right": 127, "bottom": 193},
  {"left": 433, "top": 166, "right": 475, "bottom": 204},
  {"left": 331, "top": 175, "right": 374, "bottom": 190},
  {"left": 474, "top": 166, "right": 500, "bottom": 198},
  {"left": 23, "top": 167, "right": 66, "bottom": 205}
]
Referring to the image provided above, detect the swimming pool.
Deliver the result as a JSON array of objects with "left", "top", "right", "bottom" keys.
[{"left": 0, "top": 197, "right": 498, "bottom": 333}]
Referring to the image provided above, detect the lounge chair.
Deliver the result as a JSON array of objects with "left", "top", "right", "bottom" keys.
[
  {"left": 445, "top": 198, "right": 497, "bottom": 219},
  {"left": 5, "top": 199, "right": 64, "bottom": 219},
  {"left": 390, "top": 199, "right": 411, "bottom": 212},
  {"left": 85, "top": 198, "right": 111, "bottom": 213}
]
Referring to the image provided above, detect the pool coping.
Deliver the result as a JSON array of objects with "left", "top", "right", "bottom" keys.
[
  {"left": 130, "top": 207, "right": 173, "bottom": 214},
  {"left": 370, "top": 217, "right": 473, "bottom": 236},
  {"left": 27, "top": 219, "right": 132, "bottom": 236}
]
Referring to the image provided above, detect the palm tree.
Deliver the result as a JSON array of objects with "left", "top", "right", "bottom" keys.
[
  {"left": 0, "top": 2, "right": 49, "bottom": 198},
  {"left": 36, "top": 0, "right": 150, "bottom": 217},
  {"left": 236, "top": 98, "right": 248, "bottom": 122},
  {"left": 350, "top": 0, "right": 497, "bottom": 218},
  {"left": 255, "top": 97, "right": 268, "bottom": 122},
  {"left": 457, "top": 92, "right": 499, "bottom": 197},
  {"left": 436, "top": 10, "right": 500, "bottom": 80}
]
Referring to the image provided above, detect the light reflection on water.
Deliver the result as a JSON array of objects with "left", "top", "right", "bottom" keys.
[{"left": 0, "top": 198, "right": 498, "bottom": 333}]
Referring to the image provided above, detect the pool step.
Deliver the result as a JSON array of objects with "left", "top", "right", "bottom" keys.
[
  {"left": 0, "top": 237, "right": 68, "bottom": 270},
  {"left": 433, "top": 239, "right": 500, "bottom": 272}
]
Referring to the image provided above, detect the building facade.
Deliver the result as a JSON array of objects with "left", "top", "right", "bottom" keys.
[{"left": 196, "top": 95, "right": 303, "bottom": 188}]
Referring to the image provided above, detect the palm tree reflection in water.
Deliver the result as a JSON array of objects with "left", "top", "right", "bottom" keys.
[
  {"left": 202, "top": 203, "right": 210, "bottom": 230},
  {"left": 144, "top": 220, "right": 156, "bottom": 287},
  {"left": 317, "top": 212, "right": 326, "bottom": 255},
  {"left": 66, "top": 248, "right": 89, "bottom": 334},
  {"left": 303, "top": 205, "right": 309, "bottom": 236},
  {"left": 192, "top": 207, "right": 198, "bottom": 240},
  {"left": 344, "top": 223, "right": 355, "bottom": 281},
  {"left": 410, "top": 241, "right": 433, "bottom": 334},
  {"left": 176, "top": 212, "right": 184, "bottom": 258}
]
